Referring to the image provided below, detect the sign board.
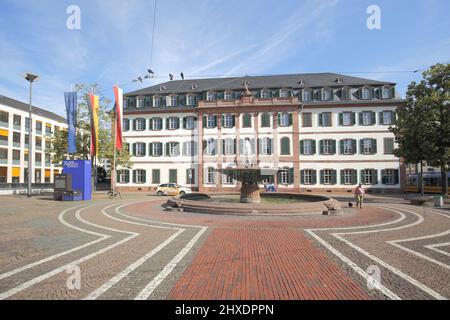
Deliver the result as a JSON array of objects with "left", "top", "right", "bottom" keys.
[{"left": 62, "top": 160, "right": 92, "bottom": 201}]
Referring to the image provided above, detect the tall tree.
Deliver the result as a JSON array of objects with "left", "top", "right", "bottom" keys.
[
  {"left": 391, "top": 63, "right": 450, "bottom": 196},
  {"left": 46, "top": 84, "right": 132, "bottom": 169}
]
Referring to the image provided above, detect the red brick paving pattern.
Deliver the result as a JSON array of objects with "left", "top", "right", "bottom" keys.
[{"left": 168, "top": 228, "right": 369, "bottom": 300}]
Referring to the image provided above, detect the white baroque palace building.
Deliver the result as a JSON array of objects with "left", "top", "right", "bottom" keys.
[
  {"left": 0, "top": 95, "right": 66, "bottom": 189},
  {"left": 119, "top": 73, "right": 404, "bottom": 194}
]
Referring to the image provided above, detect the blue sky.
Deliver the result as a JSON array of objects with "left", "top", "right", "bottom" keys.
[{"left": 0, "top": 0, "right": 449, "bottom": 116}]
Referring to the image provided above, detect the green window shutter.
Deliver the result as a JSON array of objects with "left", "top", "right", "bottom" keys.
[
  {"left": 331, "top": 170, "right": 337, "bottom": 185},
  {"left": 214, "top": 115, "right": 218, "bottom": 128},
  {"left": 372, "top": 112, "right": 376, "bottom": 125},
  {"left": 221, "top": 114, "right": 225, "bottom": 127},
  {"left": 149, "top": 143, "right": 153, "bottom": 156},
  {"left": 203, "top": 115, "right": 207, "bottom": 128},
  {"left": 176, "top": 118, "right": 180, "bottom": 129},
  {"left": 300, "top": 170, "right": 305, "bottom": 184},
  {"left": 165, "top": 143, "right": 169, "bottom": 156},
  {"left": 277, "top": 113, "right": 281, "bottom": 126},
  {"left": 391, "top": 87, "right": 396, "bottom": 98},
  {"left": 311, "top": 140, "right": 316, "bottom": 155},
  {"left": 183, "top": 117, "right": 186, "bottom": 129},
  {"left": 352, "top": 170, "right": 358, "bottom": 185},
  {"left": 262, "top": 113, "right": 270, "bottom": 127},
  {"left": 132, "top": 143, "right": 136, "bottom": 156},
  {"left": 132, "top": 170, "right": 137, "bottom": 183},
  {"left": 288, "top": 113, "right": 293, "bottom": 126},
  {"left": 232, "top": 115, "right": 236, "bottom": 127},
  {"left": 360, "top": 170, "right": 365, "bottom": 185},
  {"left": 152, "top": 170, "right": 160, "bottom": 184},
  {"left": 394, "top": 170, "right": 400, "bottom": 184},
  {"left": 340, "top": 170, "right": 345, "bottom": 185},
  {"left": 221, "top": 139, "right": 225, "bottom": 155},
  {"left": 340, "top": 140, "right": 344, "bottom": 154},
  {"left": 281, "top": 138, "right": 290, "bottom": 155},
  {"left": 352, "top": 139, "right": 357, "bottom": 154},
  {"left": 381, "top": 169, "right": 386, "bottom": 184},
  {"left": 318, "top": 113, "right": 323, "bottom": 126},
  {"left": 384, "top": 138, "right": 394, "bottom": 154},
  {"left": 149, "top": 119, "right": 153, "bottom": 131},
  {"left": 331, "top": 140, "right": 337, "bottom": 155},
  {"left": 359, "top": 140, "right": 364, "bottom": 154},
  {"left": 358, "top": 112, "right": 363, "bottom": 125},
  {"left": 166, "top": 118, "right": 170, "bottom": 129},
  {"left": 289, "top": 168, "right": 294, "bottom": 184},
  {"left": 379, "top": 112, "right": 384, "bottom": 125},
  {"left": 339, "top": 113, "right": 343, "bottom": 126},
  {"left": 372, "top": 139, "right": 377, "bottom": 154},
  {"left": 351, "top": 112, "right": 356, "bottom": 125},
  {"left": 319, "top": 140, "right": 324, "bottom": 155},
  {"left": 311, "top": 170, "right": 317, "bottom": 185},
  {"left": 373, "top": 169, "right": 378, "bottom": 184},
  {"left": 299, "top": 140, "right": 304, "bottom": 155},
  {"left": 320, "top": 170, "right": 324, "bottom": 184}
]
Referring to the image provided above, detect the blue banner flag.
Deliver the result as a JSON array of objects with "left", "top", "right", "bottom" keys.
[{"left": 64, "top": 92, "right": 77, "bottom": 154}]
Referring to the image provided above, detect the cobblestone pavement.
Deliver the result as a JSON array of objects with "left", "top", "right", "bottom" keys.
[{"left": 0, "top": 194, "right": 448, "bottom": 300}]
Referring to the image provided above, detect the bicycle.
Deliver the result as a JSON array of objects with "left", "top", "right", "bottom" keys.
[{"left": 108, "top": 189, "right": 122, "bottom": 199}]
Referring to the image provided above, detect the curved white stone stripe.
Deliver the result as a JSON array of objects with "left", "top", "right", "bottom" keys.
[
  {"left": 0, "top": 203, "right": 110, "bottom": 281},
  {"left": 426, "top": 242, "right": 450, "bottom": 257},
  {"left": 83, "top": 203, "right": 185, "bottom": 299},
  {"left": 135, "top": 226, "right": 208, "bottom": 300}
]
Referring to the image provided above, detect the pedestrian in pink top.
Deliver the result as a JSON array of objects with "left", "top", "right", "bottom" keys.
[{"left": 354, "top": 184, "right": 365, "bottom": 208}]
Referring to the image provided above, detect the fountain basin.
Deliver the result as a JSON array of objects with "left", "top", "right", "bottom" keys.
[{"left": 166, "top": 193, "right": 342, "bottom": 216}]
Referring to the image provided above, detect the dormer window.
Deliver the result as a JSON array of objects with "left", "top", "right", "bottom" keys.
[
  {"left": 321, "top": 88, "right": 331, "bottom": 101},
  {"left": 224, "top": 91, "right": 233, "bottom": 100},
  {"left": 302, "top": 90, "right": 311, "bottom": 101},
  {"left": 361, "top": 87, "right": 371, "bottom": 100},
  {"left": 186, "top": 94, "right": 195, "bottom": 106},
  {"left": 206, "top": 92, "right": 215, "bottom": 101},
  {"left": 382, "top": 87, "right": 392, "bottom": 99},
  {"left": 280, "top": 89, "right": 289, "bottom": 98},
  {"left": 136, "top": 96, "right": 145, "bottom": 108},
  {"left": 152, "top": 95, "right": 160, "bottom": 108},
  {"left": 261, "top": 89, "right": 269, "bottom": 99}
]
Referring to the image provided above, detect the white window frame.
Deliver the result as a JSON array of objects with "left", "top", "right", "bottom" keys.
[
  {"left": 304, "top": 169, "right": 313, "bottom": 185},
  {"left": 343, "top": 169, "right": 353, "bottom": 185},
  {"left": 224, "top": 138, "right": 235, "bottom": 156},
  {"left": 383, "top": 111, "right": 393, "bottom": 125},
  {"left": 136, "top": 119, "right": 145, "bottom": 131},
  {"left": 185, "top": 141, "right": 194, "bottom": 156},
  {"left": 382, "top": 87, "right": 391, "bottom": 99},
  {"left": 280, "top": 169, "right": 290, "bottom": 185},
  {"left": 136, "top": 97, "right": 145, "bottom": 108},
  {"left": 118, "top": 170, "right": 129, "bottom": 184},
  {"left": 321, "top": 89, "right": 331, "bottom": 101},
  {"left": 170, "top": 95, "right": 177, "bottom": 107},
  {"left": 186, "top": 95, "right": 195, "bottom": 106},
  {"left": 206, "top": 139, "right": 216, "bottom": 156},
  {"left": 343, "top": 139, "right": 353, "bottom": 155},
  {"left": 223, "top": 114, "right": 233, "bottom": 128},
  {"left": 363, "top": 139, "right": 373, "bottom": 154},
  {"left": 185, "top": 116, "right": 195, "bottom": 129},
  {"left": 206, "top": 92, "right": 214, "bottom": 101},
  {"left": 261, "top": 90, "right": 269, "bottom": 99},
  {"left": 364, "top": 169, "right": 374, "bottom": 184},
  {"left": 342, "top": 112, "right": 352, "bottom": 126},
  {"left": 323, "top": 140, "right": 332, "bottom": 155},
  {"left": 153, "top": 96, "right": 160, "bottom": 108},
  {"left": 205, "top": 167, "right": 215, "bottom": 184},
  {"left": 303, "top": 140, "right": 313, "bottom": 155},
  {"left": 152, "top": 118, "right": 162, "bottom": 130},
  {"left": 361, "top": 88, "right": 370, "bottom": 100},
  {"left": 168, "top": 117, "right": 178, "bottom": 130},
  {"left": 384, "top": 169, "right": 395, "bottom": 184},
  {"left": 152, "top": 143, "right": 161, "bottom": 157},
  {"left": 302, "top": 90, "right": 310, "bottom": 101},
  {"left": 168, "top": 142, "right": 178, "bottom": 157},
  {"left": 279, "top": 113, "right": 290, "bottom": 127},
  {"left": 260, "top": 138, "right": 271, "bottom": 155},
  {"left": 224, "top": 91, "right": 233, "bottom": 100},
  {"left": 135, "top": 170, "right": 146, "bottom": 184},
  {"left": 136, "top": 143, "right": 146, "bottom": 156},
  {"left": 280, "top": 89, "right": 289, "bottom": 98},
  {"left": 362, "top": 111, "right": 372, "bottom": 126},
  {"left": 206, "top": 115, "right": 215, "bottom": 129},
  {"left": 323, "top": 169, "right": 332, "bottom": 185}
]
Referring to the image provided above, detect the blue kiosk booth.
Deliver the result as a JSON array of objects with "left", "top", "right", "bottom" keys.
[{"left": 55, "top": 160, "right": 92, "bottom": 201}]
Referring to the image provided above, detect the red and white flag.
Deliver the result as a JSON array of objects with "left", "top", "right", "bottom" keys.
[{"left": 113, "top": 86, "right": 124, "bottom": 151}]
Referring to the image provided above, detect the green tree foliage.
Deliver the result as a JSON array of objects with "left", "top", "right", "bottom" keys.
[
  {"left": 391, "top": 63, "right": 450, "bottom": 196},
  {"left": 46, "top": 84, "right": 132, "bottom": 169}
]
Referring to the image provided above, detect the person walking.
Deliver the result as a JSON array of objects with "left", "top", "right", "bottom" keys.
[{"left": 354, "top": 184, "right": 365, "bottom": 208}]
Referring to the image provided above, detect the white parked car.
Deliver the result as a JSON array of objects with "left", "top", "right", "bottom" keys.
[{"left": 155, "top": 183, "right": 192, "bottom": 196}]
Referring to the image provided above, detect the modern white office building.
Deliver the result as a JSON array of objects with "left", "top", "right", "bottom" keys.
[
  {"left": 0, "top": 95, "right": 66, "bottom": 190},
  {"left": 118, "top": 73, "right": 405, "bottom": 193}
]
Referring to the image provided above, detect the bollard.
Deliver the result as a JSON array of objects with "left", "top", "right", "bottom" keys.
[{"left": 434, "top": 195, "right": 443, "bottom": 207}]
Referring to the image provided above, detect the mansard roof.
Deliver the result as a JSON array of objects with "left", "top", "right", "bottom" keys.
[{"left": 126, "top": 73, "right": 396, "bottom": 96}]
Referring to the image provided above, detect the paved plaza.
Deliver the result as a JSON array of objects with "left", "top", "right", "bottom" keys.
[{"left": 0, "top": 194, "right": 448, "bottom": 300}]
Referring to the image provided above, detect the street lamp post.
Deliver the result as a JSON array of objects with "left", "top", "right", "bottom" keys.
[{"left": 24, "top": 73, "right": 38, "bottom": 198}]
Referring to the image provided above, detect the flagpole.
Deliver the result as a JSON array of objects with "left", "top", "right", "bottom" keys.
[{"left": 112, "top": 95, "right": 118, "bottom": 192}]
